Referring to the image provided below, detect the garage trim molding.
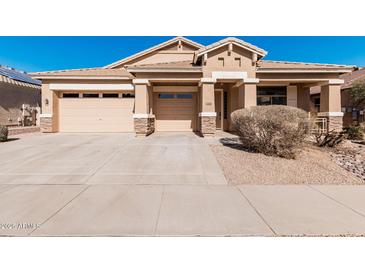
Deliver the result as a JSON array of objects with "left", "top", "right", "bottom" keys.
[{"left": 49, "top": 83, "right": 134, "bottom": 91}]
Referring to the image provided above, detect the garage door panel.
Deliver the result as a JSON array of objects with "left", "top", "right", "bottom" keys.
[
  {"left": 155, "top": 120, "right": 194, "bottom": 132},
  {"left": 154, "top": 93, "right": 196, "bottom": 132},
  {"left": 59, "top": 98, "right": 134, "bottom": 132}
]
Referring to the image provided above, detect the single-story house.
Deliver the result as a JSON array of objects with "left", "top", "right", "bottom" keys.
[
  {"left": 31, "top": 37, "right": 355, "bottom": 136},
  {"left": 311, "top": 67, "right": 365, "bottom": 127},
  {"left": 0, "top": 66, "right": 41, "bottom": 126}
]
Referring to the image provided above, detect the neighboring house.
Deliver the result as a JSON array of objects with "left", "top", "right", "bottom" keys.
[
  {"left": 0, "top": 66, "right": 41, "bottom": 126},
  {"left": 31, "top": 37, "right": 355, "bottom": 136},
  {"left": 311, "top": 67, "right": 365, "bottom": 127}
]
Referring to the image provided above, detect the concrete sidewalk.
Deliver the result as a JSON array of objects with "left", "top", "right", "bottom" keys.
[{"left": 1, "top": 184, "right": 365, "bottom": 236}]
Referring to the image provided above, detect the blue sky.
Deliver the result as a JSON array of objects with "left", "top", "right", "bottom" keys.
[{"left": 0, "top": 36, "right": 364, "bottom": 72}]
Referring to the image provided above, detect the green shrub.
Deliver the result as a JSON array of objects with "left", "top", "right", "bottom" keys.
[
  {"left": 360, "top": 122, "right": 365, "bottom": 132},
  {"left": 345, "top": 125, "right": 364, "bottom": 140},
  {"left": 0, "top": 125, "right": 8, "bottom": 142},
  {"left": 231, "top": 105, "right": 310, "bottom": 159}
]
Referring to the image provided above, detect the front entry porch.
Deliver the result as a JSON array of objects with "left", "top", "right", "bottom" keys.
[{"left": 132, "top": 76, "right": 344, "bottom": 137}]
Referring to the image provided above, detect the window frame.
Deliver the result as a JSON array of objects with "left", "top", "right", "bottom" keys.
[
  {"left": 257, "top": 86, "right": 287, "bottom": 106},
  {"left": 102, "top": 93, "right": 119, "bottom": 98},
  {"left": 62, "top": 93, "right": 80, "bottom": 98},
  {"left": 82, "top": 93, "right": 100, "bottom": 98},
  {"left": 122, "top": 93, "right": 135, "bottom": 98},
  {"left": 158, "top": 93, "right": 193, "bottom": 99}
]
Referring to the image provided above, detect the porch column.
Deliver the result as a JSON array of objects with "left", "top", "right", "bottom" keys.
[
  {"left": 133, "top": 79, "right": 155, "bottom": 136},
  {"left": 297, "top": 85, "right": 311, "bottom": 111},
  {"left": 238, "top": 81, "right": 257, "bottom": 108},
  {"left": 199, "top": 78, "right": 216, "bottom": 136},
  {"left": 318, "top": 80, "right": 344, "bottom": 132},
  {"left": 287, "top": 85, "right": 298, "bottom": 107}
]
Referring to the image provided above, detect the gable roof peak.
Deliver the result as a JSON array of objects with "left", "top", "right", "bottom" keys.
[
  {"left": 194, "top": 37, "right": 268, "bottom": 63},
  {"left": 104, "top": 36, "right": 203, "bottom": 69}
]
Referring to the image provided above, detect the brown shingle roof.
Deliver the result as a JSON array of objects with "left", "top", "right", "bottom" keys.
[
  {"left": 341, "top": 67, "right": 365, "bottom": 89},
  {"left": 31, "top": 67, "right": 133, "bottom": 79},
  {"left": 258, "top": 60, "right": 355, "bottom": 71}
]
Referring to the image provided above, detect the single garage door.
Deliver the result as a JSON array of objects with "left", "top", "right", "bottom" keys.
[
  {"left": 58, "top": 92, "right": 134, "bottom": 132},
  {"left": 154, "top": 93, "right": 196, "bottom": 131}
]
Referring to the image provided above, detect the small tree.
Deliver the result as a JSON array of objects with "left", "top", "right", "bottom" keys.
[{"left": 349, "top": 80, "right": 365, "bottom": 108}]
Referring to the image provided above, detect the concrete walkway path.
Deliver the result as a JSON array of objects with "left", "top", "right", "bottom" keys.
[{"left": 1, "top": 133, "right": 365, "bottom": 236}]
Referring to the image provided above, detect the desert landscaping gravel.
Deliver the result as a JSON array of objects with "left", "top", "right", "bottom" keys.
[
  {"left": 330, "top": 141, "right": 365, "bottom": 182},
  {"left": 211, "top": 140, "right": 363, "bottom": 185}
]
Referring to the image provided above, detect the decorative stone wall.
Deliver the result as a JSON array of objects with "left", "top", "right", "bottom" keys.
[
  {"left": 8, "top": 126, "right": 40, "bottom": 136},
  {"left": 200, "top": 116, "right": 216, "bottom": 136},
  {"left": 327, "top": 116, "right": 343, "bottom": 132},
  {"left": 40, "top": 117, "right": 53, "bottom": 133},
  {"left": 134, "top": 117, "right": 155, "bottom": 136}
]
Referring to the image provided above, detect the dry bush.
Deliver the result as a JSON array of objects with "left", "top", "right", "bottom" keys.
[
  {"left": 231, "top": 105, "right": 310, "bottom": 159},
  {"left": 314, "top": 130, "right": 346, "bottom": 147}
]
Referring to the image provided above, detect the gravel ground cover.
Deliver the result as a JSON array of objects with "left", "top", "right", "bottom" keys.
[
  {"left": 330, "top": 140, "right": 365, "bottom": 182},
  {"left": 211, "top": 137, "right": 363, "bottom": 185}
]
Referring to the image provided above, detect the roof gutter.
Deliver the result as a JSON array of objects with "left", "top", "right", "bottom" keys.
[
  {"left": 257, "top": 69, "right": 354, "bottom": 73},
  {"left": 30, "top": 76, "right": 132, "bottom": 80},
  {"left": 126, "top": 68, "right": 202, "bottom": 73}
]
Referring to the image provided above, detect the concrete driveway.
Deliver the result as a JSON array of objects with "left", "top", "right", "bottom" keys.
[
  {"left": 0, "top": 132, "right": 226, "bottom": 185},
  {"left": 1, "top": 133, "right": 365, "bottom": 236}
]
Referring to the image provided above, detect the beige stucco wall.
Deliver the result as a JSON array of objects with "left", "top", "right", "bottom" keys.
[
  {"left": 133, "top": 72, "right": 201, "bottom": 81},
  {"left": 320, "top": 84, "right": 342, "bottom": 112},
  {"left": 238, "top": 84, "right": 256, "bottom": 108},
  {"left": 202, "top": 45, "right": 256, "bottom": 78},
  {"left": 201, "top": 83, "right": 215, "bottom": 112},
  {"left": 41, "top": 83, "right": 53, "bottom": 115},
  {"left": 0, "top": 82, "right": 40, "bottom": 126},
  {"left": 287, "top": 85, "right": 298, "bottom": 107},
  {"left": 114, "top": 42, "right": 198, "bottom": 67},
  {"left": 257, "top": 72, "right": 341, "bottom": 81},
  {"left": 134, "top": 83, "right": 149, "bottom": 114}
]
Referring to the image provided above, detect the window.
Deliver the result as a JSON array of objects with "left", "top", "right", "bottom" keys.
[
  {"left": 234, "top": 58, "right": 241, "bottom": 67},
  {"left": 218, "top": 57, "right": 225, "bottom": 67},
  {"left": 314, "top": 97, "right": 320, "bottom": 112},
  {"left": 103, "top": 93, "right": 119, "bottom": 98},
  {"left": 176, "top": 93, "right": 193, "bottom": 99},
  {"left": 82, "top": 93, "right": 99, "bottom": 98},
  {"left": 122, "top": 93, "right": 135, "bottom": 98},
  {"left": 159, "top": 93, "right": 174, "bottom": 99},
  {"left": 62, "top": 93, "right": 79, "bottom": 98},
  {"left": 257, "top": 86, "right": 287, "bottom": 106},
  {"left": 158, "top": 93, "right": 193, "bottom": 99}
]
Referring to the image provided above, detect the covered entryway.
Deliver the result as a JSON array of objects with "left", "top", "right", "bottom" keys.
[
  {"left": 153, "top": 92, "right": 197, "bottom": 131},
  {"left": 58, "top": 92, "right": 134, "bottom": 132}
]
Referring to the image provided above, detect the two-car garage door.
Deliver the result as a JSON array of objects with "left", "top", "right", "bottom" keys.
[{"left": 58, "top": 92, "right": 134, "bottom": 132}]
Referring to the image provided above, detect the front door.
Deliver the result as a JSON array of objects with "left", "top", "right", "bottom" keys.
[{"left": 215, "top": 89, "right": 223, "bottom": 130}]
